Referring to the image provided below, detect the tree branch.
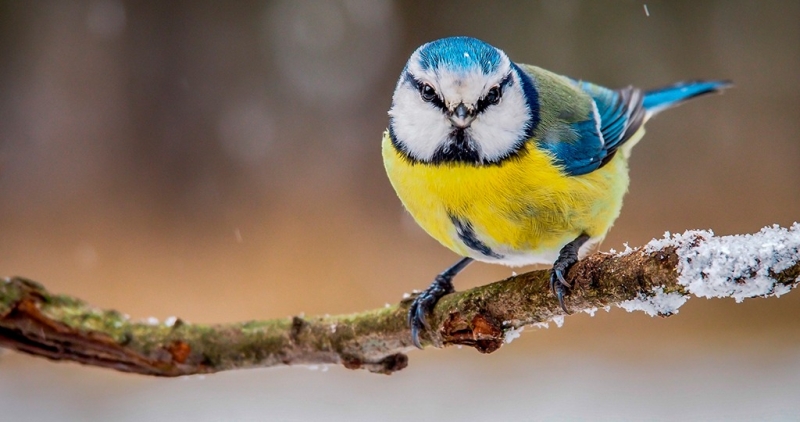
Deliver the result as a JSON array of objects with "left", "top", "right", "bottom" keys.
[{"left": 1, "top": 224, "right": 798, "bottom": 375}]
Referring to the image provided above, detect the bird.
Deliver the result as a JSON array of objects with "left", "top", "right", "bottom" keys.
[{"left": 382, "top": 36, "right": 730, "bottom": 348}]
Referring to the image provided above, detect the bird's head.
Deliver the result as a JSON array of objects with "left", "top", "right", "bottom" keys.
[{"left": 388, "top": 37, "right": 537, "bottom": 165}]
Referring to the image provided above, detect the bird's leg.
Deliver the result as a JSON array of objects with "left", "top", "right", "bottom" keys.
[
  {"left": 550, "top": 233, "right": 590, "bottom": 314},
  {"left": 408, "top": 257, "right": 473, "bottom": 348}
]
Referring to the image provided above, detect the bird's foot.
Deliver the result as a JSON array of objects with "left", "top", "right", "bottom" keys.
[
  {"left": 408, "top": 274, "right": 454, "bottom": 349},
  {"left": 549, "top": 234, "right": 590, "bottom": 314}
]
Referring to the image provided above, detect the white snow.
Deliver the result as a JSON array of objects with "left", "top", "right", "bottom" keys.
[
  {"left": 164, "top": 316, "right": 178, "bottom": 327},
  {"left": 773, "top": 283, "right": 792, "bottom": 297},
  {"left": 618, "top": 223, "right": 800, "bottom": 317},
  {"left": 618, "top": 286, "right": 688, "bottom": 317},
  {"left": 612, "top": 242, "right": 637, "bottom": 257},
  {"left": 552, "top": 315, "right": 565, "bottom": 328},
  {"left": 582, "top": 307, "right": 599, "bottom": 317},
  {"left": 649, "top": 223, "right": 800, "bottom": 302},
  {"left": 503, "top": 326, "right": 524, "bottom": 344},
  {"left": 621, "top": 243, "right": 636, "bottom": 255}
]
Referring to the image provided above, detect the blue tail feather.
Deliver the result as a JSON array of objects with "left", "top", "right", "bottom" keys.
[{"left": 643, "top": 80, "right": 732, "bottom": 114}]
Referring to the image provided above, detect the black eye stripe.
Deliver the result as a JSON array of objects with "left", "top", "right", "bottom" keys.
[
  {"left": 404, "top": 71, "right": 446, "bottom": 111},
  {"left": 476, "top": 72, "right": 513, "bottom": 115},
  {"left": 499, "top": 72, "right": 514, "bottom": 90},
  {"left": 403, "top": 71, "right": 513, "bottom": 114},
  {"left": 403, "top": 71, "right": 418, "bottom": 88}
]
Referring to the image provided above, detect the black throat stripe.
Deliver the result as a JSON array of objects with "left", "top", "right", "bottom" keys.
[
  {"left": 448, "top": 214, "right": 504, "bottom": 259},
  {"left": 430, "top": 129, "right": 481, "bottom": 165}
]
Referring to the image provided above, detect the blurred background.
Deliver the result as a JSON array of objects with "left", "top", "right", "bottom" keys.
[{"left": 1, "top": 0, "right": 799, "bottom": 420}]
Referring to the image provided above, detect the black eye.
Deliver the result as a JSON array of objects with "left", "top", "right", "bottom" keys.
[
  {"left": 486, "top": 86, "right": 501, "bottom": 105},
  {"left": 419, "top": 84, "right": 437, "bottom": 102}
]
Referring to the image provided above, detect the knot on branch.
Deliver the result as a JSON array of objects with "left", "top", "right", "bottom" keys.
[{"left": 442, "top": 312, "right": 503, "bottom": 353}]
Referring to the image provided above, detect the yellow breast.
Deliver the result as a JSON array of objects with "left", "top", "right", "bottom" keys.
[{"left": 381, "top": 131, "right": 631, "bottom": 265}]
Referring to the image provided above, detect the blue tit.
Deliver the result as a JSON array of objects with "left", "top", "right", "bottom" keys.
[{"left": 382, "top": 36, "right": 730, "bottom": 347}]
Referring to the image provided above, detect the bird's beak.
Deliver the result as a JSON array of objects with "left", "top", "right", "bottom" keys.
[{"left": 449, "top": 103, "right": 476, "bottom": 128}]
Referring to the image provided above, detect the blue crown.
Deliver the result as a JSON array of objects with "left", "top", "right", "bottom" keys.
[{"left": 416, "top": 37, "right": 502, "bottom": 74}]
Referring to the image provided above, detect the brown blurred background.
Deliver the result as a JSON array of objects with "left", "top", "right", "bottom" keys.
[{"left": 1, "top": 1, "right": 799, "bottom": 421}]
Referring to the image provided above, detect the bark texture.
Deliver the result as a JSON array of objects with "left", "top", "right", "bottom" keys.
[{"left": 1, "top": 230, "right": 798, "bottom": 376}]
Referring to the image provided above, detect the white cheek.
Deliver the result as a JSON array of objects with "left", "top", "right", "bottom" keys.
[
  {"left": 389, "top": 86, "right": 451, "bottom": 160},
  {"left": 470, "top": 86, "right": 530, "bottom": 161}
]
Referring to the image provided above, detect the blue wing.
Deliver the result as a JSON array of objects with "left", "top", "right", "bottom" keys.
[
  {"left": 538, "top": 79, "right": 728, "bottom": 176},
  {"left": 542, "top": 82, "right": 646, "bottom": 176}
]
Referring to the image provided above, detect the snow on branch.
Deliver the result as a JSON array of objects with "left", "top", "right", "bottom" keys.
[{"left": 1, "top": 224, "right": 798, "bottom": 375}]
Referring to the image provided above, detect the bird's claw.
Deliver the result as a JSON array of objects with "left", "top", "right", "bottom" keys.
[
  {"left": 549, "top": 269, "right": 572, "bottom": 314},
  {"left": 408, "top": 297, "right": 432, "bottom": 349},
  {"left": 407, "top": 275, "right": 454, "bottom": 349}
]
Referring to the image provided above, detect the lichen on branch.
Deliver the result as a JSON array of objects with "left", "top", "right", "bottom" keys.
[{"left": 1, "top": 224, "right": 798, "bottom": 375}]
